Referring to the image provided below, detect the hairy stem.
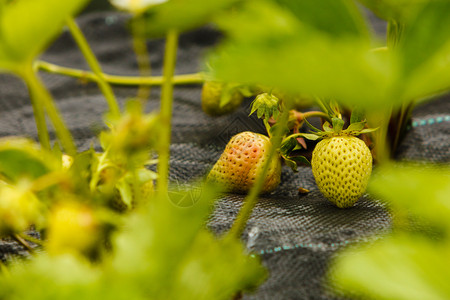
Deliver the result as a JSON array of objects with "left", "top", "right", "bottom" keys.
[
  {"left": 227, "top": 108, "right": 290, "bottom": 239},
  {"left": 156, "top": 29, "right": 179, "bottom": 197},
  {"left": 36, "top": 61, "right": 203, "bottom": 86},
  {"left": 22, "top": 67, "right": 77, "bottom": 156},
  {"left": 66, "top": 17, "right": 121, "bottom": 117}
]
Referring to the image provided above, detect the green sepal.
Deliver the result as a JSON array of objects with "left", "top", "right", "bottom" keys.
[
  {"left": 294, "top": 133, "right": 322, "bottom": 141},
  {"left": 303, "top": 118, "right": 322, "bottom": 133},
  {"left": 283, "top": 156, "right": 299, "bottom": 172},
  {"left": 346, "top": 121, "right": 366, "bottom": 132},
  {"left": 289, "top": 155, "right": 311, "bottom": 167},
  {"left": 332, "top": 117, "right": 345, "bottom": 133},
  {"left": 350, "top": 107, "right": 366, "bottom": 124},
  {"left": 116, "top": 178, "right": 133, "bottom": 210},
  {"left": 322, "top": 121, "right": 333, "bottom": 132},
  {"left": 250, "top": 93, "right": 280, "bottom": 120},
  {"left": 359, "top": 127, "right": 379, "bottom": 134}
]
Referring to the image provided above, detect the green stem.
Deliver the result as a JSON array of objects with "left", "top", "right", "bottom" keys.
[
  {"left": 301, "top": 111, "right": 331, "bottom": 122},
  {"left": 131, "top": 14, "right": 152, "bottom": 103},
  {"left": 227, "top": 108, "right": 290, "bottom": 239},
  {"left": 65, "top": 17, "right": 121, "bottom": 117},
  {"left": 22, "top": 67, "right": 77, "bottom": 156},
  {"left": 36, "top": 60, "right": 204, "bottom": 86},
  {"left": 156, "top": 29, "right": 179, "bottom": 197},
  {"left": 21, "top": 67, "right": 51, "bottom": 151}
]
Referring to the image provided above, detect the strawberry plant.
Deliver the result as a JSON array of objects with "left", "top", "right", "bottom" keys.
[{"left": 0, "top": 0, "right": 449, "bottom": 299}]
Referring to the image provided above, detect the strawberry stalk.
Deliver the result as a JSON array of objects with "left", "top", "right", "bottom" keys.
[
  {"left": 35, "top": 61, "right": 204, "bottom": 86},
  {"left": 227, "top": 107, "right": 290, "bottom": 239},
  {"left": 22, "top": 66, "right": 78, "bottom": 157},
  {"left": 65, "top": 17, "right": 121, "bottom": 118},
  {"left": 156, "top": 29, "right": 179, "bottom": 198}
]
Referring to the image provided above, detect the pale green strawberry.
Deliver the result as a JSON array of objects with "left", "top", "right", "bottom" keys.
[
  {"left": 312, "top": 135, "right": 372, "bottom": 208},
  {"left": 207, "top": 131, "right": 281, "bottom": 194},
  {"left": 298, "top": 117, "right": 377, "bottom": 208},
  {"left": 201, "top": 81, "right": 244, "bottom": 116}
]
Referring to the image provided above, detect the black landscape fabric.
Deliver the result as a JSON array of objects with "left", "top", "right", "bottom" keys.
[{"left": 0, "top": 11, "right": 449, "bottom": 300}]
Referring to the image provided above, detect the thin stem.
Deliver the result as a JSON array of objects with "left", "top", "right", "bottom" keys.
[
  {"left": 20, "top": 66, "right": 51, "bottom": 151},
  {"left": 301, "top": 111, "right": 331, "bottom": 122},
  {"left": 131, "top": 14, "right": 152, "bottom": 103},
  {"left": 227, "top": 108, "right": 290, "bottom": 239},
  {"left": 156, "top": 29, "right": 179, "bottom": 197},
  {"left": 65, "top": 17, "right": 121, "bottom": 117},
  {"left": 36, "top": 60, "right": 204, "bottom": 86},
  {"left": 12, "top": 233, "right": 35, "bottom": 254},
  {"left": 22, "top": 67, "right": 77, "bottom": 156}
]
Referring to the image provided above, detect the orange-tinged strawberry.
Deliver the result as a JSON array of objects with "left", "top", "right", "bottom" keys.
[{"left": 207, "top": 131, "right": 281, "bottom": 194}]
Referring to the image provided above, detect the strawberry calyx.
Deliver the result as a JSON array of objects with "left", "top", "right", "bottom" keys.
[{"left": 299, "top": 116, "right": 378, "bottom": 140}]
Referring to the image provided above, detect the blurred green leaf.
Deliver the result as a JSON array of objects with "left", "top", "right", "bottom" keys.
[
  {"left": 332, "top": 235, "right": 450, "bottom": 300},
  {"left": 350, "top": 107, "right": 366, "bottom": 124},
  {"left": 0, "top": 0, "right": 89, "bottom": 70},
  {"left": 0, "top": 183, "right": 265, "bottom": 299},
  {"left": 137, "top": 0, "right": 239, "bottom": 37},
  {"left": 108, "top": 182, "right": 266, "bottom": 299},
  {"left": 356, "top": 0, "right": 426, "bottom": 22},
  {"left": 209, "top": 0, "right": 396, "bottom": 110},
  {"left": 398, "top": 1, "right": 450, "bottom": 101},
  {"left": 331, "top": 163, "right": 450, "bottom": 299},
  {"left": 369, "top": 163, "right": 450, "bottom": 228},
  {"left": 0, "top": 138, "right": 56, "bottom": 182},
  {"left": 275, "top": 0, "right": 369, "bottom": 38}
]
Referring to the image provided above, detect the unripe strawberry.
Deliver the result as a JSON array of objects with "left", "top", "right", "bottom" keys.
[
  {"left": 207, "top": 131, "right": 281, "bottom": 194},
  {"left": 312, "top": 135, "right": 373, "bottom": 208},
  {"left": 0, "top": 182, "right": 44, "bottom": 235},
  {"left": 46, "top": 201, "right": 101, "bottom": 256},
  {"left": 201, "top": 81, "right": 244, "bottom": 116},
  {"left": 299, "top": 117, "right": 376, "bottom": 208}
]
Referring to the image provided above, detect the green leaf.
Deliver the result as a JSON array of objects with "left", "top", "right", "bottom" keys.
[
  {"left": 276, "top": 0, "right": 369, "bottom": 38},
  {"left": 137, "top": 0, "right": 239, "bottom": 37},
  {"left": 0, "top": 138, "right": 56, "bottom": 182},
  {"left": 332, "top": 235, "right": 450, "bottom": 300},
  {"left": 368, "top": 163, "right": 450, "bottom": 229},
  {"left": 0, "top": 0, "right": 90, "bottom": 70},
  {"left": 332, "top": 163, "right": 450, "bottom": 300},
  {"left": 398, "top": 1, "right": 450, "bottom": 77},
  {"left": 356, "top": 0, "right": 424, "bottom": 22},
  {"left": 209, "top": 0, "right": 395, "bottom": 111},
  {"left": 398, "top": 1, "right": 450, "bottom": 101}
]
